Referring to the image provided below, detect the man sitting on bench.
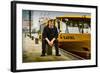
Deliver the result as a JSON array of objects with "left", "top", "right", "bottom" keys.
[{"left": 41, "top": 19, "right": 61, "bottom": 56}]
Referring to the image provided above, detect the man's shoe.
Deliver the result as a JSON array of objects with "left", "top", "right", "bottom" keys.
[
  {"left": 56, "top": 54, "right": 61, "bottom": 56},
  {"left": 41, "top": 54, "right": 45, "bottom": 56}
]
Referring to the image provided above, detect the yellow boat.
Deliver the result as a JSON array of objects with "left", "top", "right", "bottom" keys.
[{"left": 55, "top": 16, "right": 91, "bottom": 59}]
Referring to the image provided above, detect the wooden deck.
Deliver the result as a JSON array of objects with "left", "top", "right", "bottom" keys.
[{"left": 22, "top": 34, "right": 80, "bottom": 63}]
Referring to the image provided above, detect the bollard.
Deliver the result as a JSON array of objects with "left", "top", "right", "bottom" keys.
[{"left": 46, "top": 44, "right": 52, "bottom": 55}]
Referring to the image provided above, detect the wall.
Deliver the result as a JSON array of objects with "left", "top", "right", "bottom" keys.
[{"left": 0, "top": 0, "right": 99, "bottom": 73}]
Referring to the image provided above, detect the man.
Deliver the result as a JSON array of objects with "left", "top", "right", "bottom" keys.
[{"left": 41, "top": 19, "right": 61, "bottom": 56}]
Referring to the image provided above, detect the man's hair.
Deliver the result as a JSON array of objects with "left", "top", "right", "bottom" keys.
[{"left": 47, "top": 19, "right": 55, "bottom": 27}]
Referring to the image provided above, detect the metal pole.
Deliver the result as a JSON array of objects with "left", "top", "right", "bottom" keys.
[{"left": 29, "top": 10, "right": 31, "bottom": 38}]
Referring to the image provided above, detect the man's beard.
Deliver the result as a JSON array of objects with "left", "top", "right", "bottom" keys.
[{"left": 49, "top": 25, "right": 54, "bottom": 28}]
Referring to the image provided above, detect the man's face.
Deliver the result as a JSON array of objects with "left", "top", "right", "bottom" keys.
[{"left": 49, "top": 21, "right": 54, "bottom": 27}]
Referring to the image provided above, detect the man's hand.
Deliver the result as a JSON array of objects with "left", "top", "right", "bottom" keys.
[
  {"left": 51, "top": 38, "right": 55, "bottom": 44},
  {"left": 45, "top": 38, "right": 56, "bottom": 47},
  {"left": 45, "top": 38, "right": 53, "bottom": 46},
  {"left": 48, "top": 41, "right": 53, "bottom": 47},
  {"left": 50, "top": 41, "right": 53, "bottom": 46},
  {"left": 49, "top": 38, "right": 55, "bottom": 46}
]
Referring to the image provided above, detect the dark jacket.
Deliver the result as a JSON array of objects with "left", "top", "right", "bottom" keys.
[{"left": 42, "top": 26, "right": 58, "bottom": 41}]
